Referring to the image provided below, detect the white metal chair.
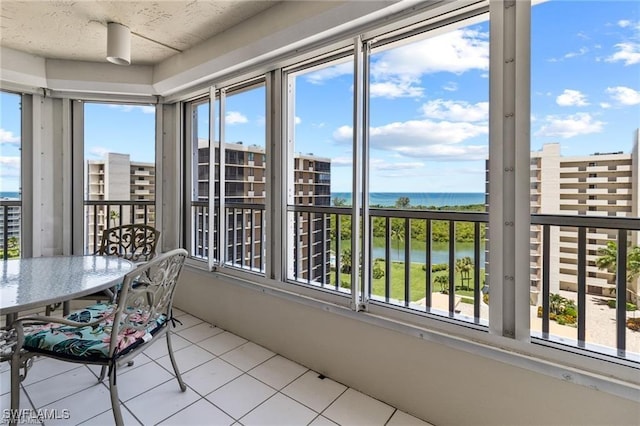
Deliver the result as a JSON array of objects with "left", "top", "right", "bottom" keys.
[
  {"left": 46, "top": 224, "right": 161, "bottom": 316},
  {"left": 10, "top": 248, "right": 188, "bottom": 426}
]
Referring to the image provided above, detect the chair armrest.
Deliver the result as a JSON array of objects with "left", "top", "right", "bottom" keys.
[{"left": 13, "top": 312, "right": 115, "bottom": 330}]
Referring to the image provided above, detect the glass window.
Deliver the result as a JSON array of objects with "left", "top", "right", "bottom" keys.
[
  {"left": 83, "top": 102, "right": 156, "bottom": 254},
  {"left": 223, "top": 83, "right": 266, "bottom": 272},
  {"left": 531, "top": 0, "right": 640, "bottom": 357},
  {"left": 188, "top": 99, "right": 214, "bottom": 260},
  {"left": 0, "top": 91, "right": 22, "bottom": 259},
  {"left": 367, "top": 17, "right": 489, "bottom": 322},
  {"left": 287, "top": 55, "right": 352, "bottom": 291}
]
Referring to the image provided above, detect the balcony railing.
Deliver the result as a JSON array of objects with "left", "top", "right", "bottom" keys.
[
  {"left": 189, "top": 201, "right": 266, "bottom": 273},
  {"left": 531, "top": 214, "right": 640, "bottom": 361},
  {"left": 84, "top": 200, "right": 155, "bottom": 254},
  {"left": 188, "top": 200, "right": 639, "bottom": 363}
]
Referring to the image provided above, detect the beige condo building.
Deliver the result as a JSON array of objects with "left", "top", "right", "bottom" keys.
[
  {"left": 85, "top": 152, "right": 156, "bottom": 253},
  {"left": 530, "top": 130, "right": 640, "bottom": 303}
]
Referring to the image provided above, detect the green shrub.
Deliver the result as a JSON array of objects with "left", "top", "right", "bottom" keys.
[
  {"left": 372, "top": 261, "right": 385, "bottom": 279},
  {"left": 422, "top": 263, "right": 448, "bottom": 272},
  {"left": 607, "top": 300, "right": 638, "bottom": 311}
]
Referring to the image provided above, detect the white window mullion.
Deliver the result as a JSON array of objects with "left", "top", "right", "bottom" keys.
[
  {"left": 285, "top": 75, "right": 296, "bottom": 282},
  {"left": 266, "top": 70, "right": 284, "bottom": 282},
  {"left": 513, "top": 0, "right": 532, "bottom": 341},
  {"left": 71, "top": 99, "right": 84, "bottom": 256},
  {"left": 351, "top": 36, "right": 365, "bottom": 311},
  {"left": 361, "top": 39, "right": 372, "bottom": 307},
  {"left": 488, "top": 0, "right": 531, "bottom": 340},
  {"left": 208, "top": 86, "right": 218, "bottom": 271},
  {"left": 217, "top": 89, "right": 227, "bottom": 269},
  {"left": 20, "top": 94, "right": 34, "bottom": 258}
]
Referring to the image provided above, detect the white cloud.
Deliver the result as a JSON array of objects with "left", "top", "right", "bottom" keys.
[
  {"left": 333, "top": 119, "right": 488, "bottom": 161},
  {"left": 370, "top": 81, "right": 423, "bottom": 98},
  {"left": 600, "top": 102, "right": 612, "bottom": 109},
  {"left": 606, "top": 42, "right": 640, "bottom": 65},
  {"left": 330, "top": 156, "right": 352, "bottom": 167},
  {"left": 305, "top": 62, "right": 352, "bottom": 84},
  {"left": 107, "top": 104, "right": 155, "bottom": 114},
  {"left": 535, "top": 113, "right": 605, "bottom": 139},
  {"left": 225, "top": 111, "right": 248, "bottom": 125},
  {"left": 605, "top": 86, "right": 640, "bottom": 105},
  {"left": 371, "top": 28, "right": 489, "bottom": 79},
  {"left": 373, "top": 160, "right": 424, "bottom": 171},
  {"left": 0, "top": 156, "right": 20, "bottom": 177},
  {"left": 0, "top": 129, "right": 20, "bottom": 145},
  {"left": 556, "top": 89, "right": 589, "bottom": 107},
  {"left": 88, "top": 146, "right": 110, "bottom": 158},
  {"left": 295, "top": 116, "right": 302, "bottom": 125},
  {"left": 393, "top": 144, "right": 488, "bottom": 160},
  {"left": 564, "top": 47, "right": 589, "bottom": 59},
  {"left": 443, "top": 82, "right": 458, "bottom": 92},
  {"left": 305, "top": 28, "right": 488, "bottom": 100},
  {"left": 421, "top": 99, "right": 488, "bottom": 122}
]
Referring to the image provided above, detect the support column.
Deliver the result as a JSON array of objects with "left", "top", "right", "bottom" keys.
[{"left": 488, "top": 0, "right": 531, "bottom": 340}]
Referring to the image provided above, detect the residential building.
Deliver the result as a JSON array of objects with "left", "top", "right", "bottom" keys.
[
  {"left": 85, "top": 153, "right": 155, "bottom": 253},
  {"left": 0, "top": 199, "right": 21, "bottom": 251},
  {"left": 530, "top": 137, "right": 640, "bottom": 303},
  {"left": 193, "top": 140, "right": 331, "bottom": 281}
]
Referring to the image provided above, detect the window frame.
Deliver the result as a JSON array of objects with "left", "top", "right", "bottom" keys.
[{"left": 175, "top": 0, "right": 639, "bottom": 391}]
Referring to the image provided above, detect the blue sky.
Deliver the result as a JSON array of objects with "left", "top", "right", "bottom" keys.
[{"left": 1, "top": 0, "right": 638, "bottom": 194}]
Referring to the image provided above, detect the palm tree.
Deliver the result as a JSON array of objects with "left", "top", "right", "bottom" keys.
[
  {"left": 390, "top": 219, "right": 404, "bottom": 258},
  {"left": 395, "top": 196, "right": 410, "bottom": 209},
  {"left": 455, "top": 257, "right": 473, "bottom": 290},
  {"left": 333, "top": 197, "right": 347, "bottom": 207},
  {"left": 434, "top": 275, "right": 449, "bottom": 293},
  {"left": 596, "top": 241, "right": 640, "bottom": 282},
  {"left": 109, "top": 210, "right": 120, "bottom": 227}
]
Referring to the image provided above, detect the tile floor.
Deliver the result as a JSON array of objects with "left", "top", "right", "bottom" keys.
[{"left": 1, "top": 308, "right": 433, "bottom": 425}]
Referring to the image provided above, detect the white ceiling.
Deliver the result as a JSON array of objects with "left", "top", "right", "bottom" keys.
[{"left": 0, "top": 1, "right": 280, "bottom": 66}]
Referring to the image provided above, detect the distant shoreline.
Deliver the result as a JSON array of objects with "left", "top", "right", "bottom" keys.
[{"left": 331, "top": 192, "right": 485, "bottom": 208}]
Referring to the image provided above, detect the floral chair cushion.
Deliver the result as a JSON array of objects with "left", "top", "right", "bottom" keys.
[{"left": 23, "top": 303, "right": 166, "bottom": 362}]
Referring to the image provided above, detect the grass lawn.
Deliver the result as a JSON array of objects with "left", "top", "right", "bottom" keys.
[{"left": 330, "top": 260, "right": 485, "bottom": 303}]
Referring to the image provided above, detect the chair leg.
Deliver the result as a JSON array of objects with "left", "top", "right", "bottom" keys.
[
  {"left": 108, "top": 366, "right": 124, "bottom": 426},
  {"left": 10, "top": 353, "right": 21, "bottom": 422},
  {"left": 98, "top": 365, "right": 107, "bottom": 382},
  {"left": 165, "top": 332, "right": 187, "bottom": 391}
]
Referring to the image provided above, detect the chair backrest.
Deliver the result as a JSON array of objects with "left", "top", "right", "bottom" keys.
[
  {"left": 107, "top": 248, "right": 187, "bottom": 358},
  {"left": 97, "top": 224, "right": 160, "bottom": 262}
]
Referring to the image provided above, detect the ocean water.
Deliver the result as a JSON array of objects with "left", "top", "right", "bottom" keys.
[
  {"left": 0, "top": 191, "right": 20, "bottom": 199},
  {"left": 331, "top": 192, "right": 485, "bottom": 208}
]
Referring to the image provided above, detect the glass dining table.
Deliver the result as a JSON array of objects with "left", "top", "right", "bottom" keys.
[
  {"left": 1, "top": 255, "right": 135, "bottom": 321},
  {"left": 0, "top": 255, "right": 135, "bottom": 362}
]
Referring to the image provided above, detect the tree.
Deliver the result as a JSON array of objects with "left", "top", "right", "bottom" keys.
[
  {"left": 395, "top": 196, "right": 410, "bottom": 209},
  {"left": 434, "top": 275, "right": 449, "bottom": 293},
  {"left": 390, "top": 220, "right": 405, "bottom": 257},
  {"left": 596, "top": 241, "right": 640, "bottom": 283},
  {"left": 109, "top": 210, "right": 120, "bottom": 227},
  {"left": 455, "top": 256, "right": 473, "bottom": 290},
  {"left": 333, "top": 197, "right": 347, "bottom": 207},
  {"left": 340, "top": 247, "right": 352, "bottom": 274}
]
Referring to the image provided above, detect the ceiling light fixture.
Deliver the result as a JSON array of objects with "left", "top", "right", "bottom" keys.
[{"left": 106, "top": 22, "right": 131, "bottom": 65}]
